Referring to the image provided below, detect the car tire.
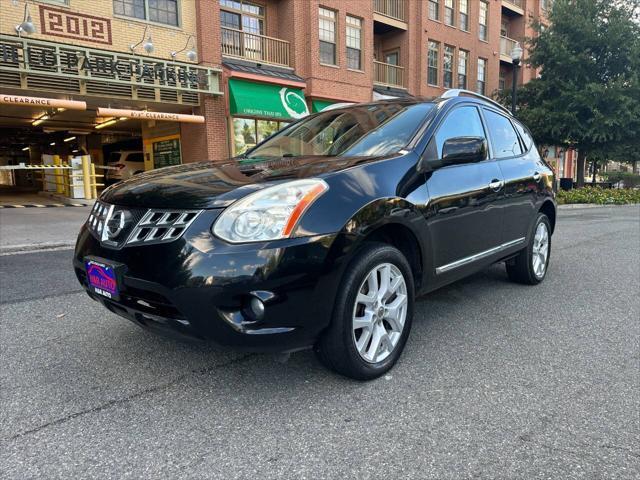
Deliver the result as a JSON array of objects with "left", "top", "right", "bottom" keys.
[
  {"left": 315, "top": 242, "right": 414, "bottom": 380},
  {"left": 506, "top": 213, "right": 551, "bottom": 285}
]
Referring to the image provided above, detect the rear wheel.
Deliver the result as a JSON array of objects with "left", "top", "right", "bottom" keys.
[
  {"left": 506, "top": 213, "right": 551, "bottom": 285},
  {"left": 315, "top": 243, "right": 414, "bottom": 380}
]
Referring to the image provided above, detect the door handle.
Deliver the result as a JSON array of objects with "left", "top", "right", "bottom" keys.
[
  {"left": 488, "top": 179, "right": 504, "bottom": 191},
  {"left": 533, "top": 171, "right": 541, "bottom": 181}
]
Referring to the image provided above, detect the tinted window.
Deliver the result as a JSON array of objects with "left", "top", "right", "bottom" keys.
[
  {"left": 514, "top": 121, "right": 534, "bottom": 151},
  {"left": 435, "top": 106, "right": 486, "bottom": 157},
  {"left": 126, "top": 153, "right": 144, "bottom": 163},
  {"left": 483, "top": 109, "right": 523, "bottom": 158},
  {"left": 244, "top": 103, "right": 434, "bottom": 158}
]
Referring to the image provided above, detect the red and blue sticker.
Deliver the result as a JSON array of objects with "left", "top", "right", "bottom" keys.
[{"left": 85, "top": 259, "right": 119, "bottom": 300}]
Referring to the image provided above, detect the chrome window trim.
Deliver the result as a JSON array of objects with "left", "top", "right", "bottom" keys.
[{"left": 435, "top": 237, "right": 526, "bottom": 274}]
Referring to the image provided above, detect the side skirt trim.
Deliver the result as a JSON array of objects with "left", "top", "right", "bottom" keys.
[{"left": 435, "top": 237, "right": 526, "bottom": 275}]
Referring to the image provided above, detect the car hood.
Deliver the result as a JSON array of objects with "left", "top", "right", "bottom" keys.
[{"left": 100, "top": 155, "right": 385, "bottom": 209}]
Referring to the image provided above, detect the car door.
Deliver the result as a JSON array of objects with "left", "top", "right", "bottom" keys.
[
  {"left": 423, "top": 105, "right": 505, "bottom": 277},
  {"left": 482, "top": 108, "right": 539, "bottom": 244}
]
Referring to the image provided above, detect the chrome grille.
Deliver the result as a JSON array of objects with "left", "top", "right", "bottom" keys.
[
  {"left": 126, "top": 210, "right": 201, "bottom": 246},
  {"left": 86, "top": 202, "right": 201, "bottom": 248}
]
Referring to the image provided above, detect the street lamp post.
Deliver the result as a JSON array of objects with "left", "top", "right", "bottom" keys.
[{"left": 510, "top": 42, "right": 523, "bottom": 116}]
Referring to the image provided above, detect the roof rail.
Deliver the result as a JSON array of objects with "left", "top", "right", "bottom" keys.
[{"left": 440, "top": 89, "right": 512, "bottom": 115}]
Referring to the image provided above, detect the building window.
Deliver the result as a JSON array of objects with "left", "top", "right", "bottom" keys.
[
  {"left": 444, "top": 0, "right": 455, "bottom": 27},
  {"left": 459, "top": 0, "right": 468, "bottom": 31},
  {"left": 346, "top": 15, "right": 362, "bottom": 70},
  {"left": 220, "top": 1, "right": 265, "bottom": 33},
  {"left": 319, "top": 7, "right": 337, "bottom": 65},
  {"left": 476, "top": 58, "right": 487, "bottom": 95},
  {"left": 443, "top": 45, "right": 454, "bottom": 88},
  {"left": 233, "top": 118, "right": 290, "bottom": 155},
  {"left": 428, "top": 41, "right": 439, "bottom": 86},
  {"left": 499, "top": 71, "right": 506, "bottom": 91},
  {"left": 457, "top": 49, "right": 468, "bottom": 89},
  {"left": 479, "top": 1, "right": 488, "bottom": 41},
  {"left": 428, "top": 0, "right": 439, "bottom": 21},
  {"left": 114, "top": 0, "right": 179, "bottom": 26}
]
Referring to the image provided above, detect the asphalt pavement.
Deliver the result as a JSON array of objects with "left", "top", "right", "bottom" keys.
[{"left": 1, "top": 205, "right": 638, "bottom": 479}]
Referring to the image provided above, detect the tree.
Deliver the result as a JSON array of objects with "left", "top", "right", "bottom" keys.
[{"left": 508, "top": 0, "right": 640, "bottom": 187}]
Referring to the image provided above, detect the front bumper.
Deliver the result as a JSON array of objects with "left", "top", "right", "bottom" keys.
[{"left": 74, "top": 209, "right": 342, "bottom": 351}]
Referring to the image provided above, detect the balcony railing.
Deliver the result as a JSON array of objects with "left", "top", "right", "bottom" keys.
[
  {"left": 373, "top": 60, "right": 405, "bottom": 88},
  {"left": 221, "top": 27, "right": 291, "bottom": 68},
  {"left": 502, "top": 0, "right": 524, "bottom": 8},
  {"left": 373, "top": 0, "right": 406, "bottom": 22},
  {"left": 500, "top": 35, "right": 519, "bottom": 60}
]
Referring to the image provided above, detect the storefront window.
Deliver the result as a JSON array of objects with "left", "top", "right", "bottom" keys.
[{"left": 233, "top": 118, "right": 289, "bottom": 155}]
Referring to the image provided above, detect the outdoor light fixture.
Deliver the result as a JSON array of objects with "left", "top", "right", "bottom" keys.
[
  {"left": 21, "top": 146, "right": 29, "bottom": 151},
  {"left": 170, "top": 35, "right": 197, "bottom": 62},
  {"left": 49, "top": 142, "right": 56, "bottom": 146},
  {"left": 130, "top": 26, "right": 154, "bottom": 54},
  {"left": 15, "top": 2, "right": 36, "bottom": 36},
  {"left": 510, "top": 42, "right": 524, "bottom": 116},
  {"left": 64, "top": 136, "right": 76, "bottom": 142},
  {"left": 95, "top": 118, "right": 118, "bottom": 130},
  {"left": 32, "top": 114, "right": 50, "bottom": 126}
]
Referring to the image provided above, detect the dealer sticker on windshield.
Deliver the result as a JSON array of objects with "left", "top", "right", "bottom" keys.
[{"left": 85, "top": 259, "right": 119, "bottom": 301}]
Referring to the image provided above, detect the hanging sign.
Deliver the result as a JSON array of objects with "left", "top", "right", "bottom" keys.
[
  {"left": 0, "top": 94, "right": 86, "bottom": 110},
  {"left": 96, "top": 108, "right": 205, "bottom": 124}
]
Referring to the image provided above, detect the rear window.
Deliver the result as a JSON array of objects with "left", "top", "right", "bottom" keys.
[{"left": 126, "top": 153, "right": 144, "bottom": 163}]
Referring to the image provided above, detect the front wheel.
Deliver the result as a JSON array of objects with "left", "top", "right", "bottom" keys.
[
  {"left": 315, "top": 243, "right": 414, "bottom": 380},
  {"left": 506, "top": 213, "right": 551, "bottom": 285}
]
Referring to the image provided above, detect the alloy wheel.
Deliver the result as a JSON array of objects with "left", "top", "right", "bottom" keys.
[
  {"left": 352, "top": 263, "right": 408, "bottom": 364},
  {"left": 532, "top": 222, "right": 549, "bottom": 278}
]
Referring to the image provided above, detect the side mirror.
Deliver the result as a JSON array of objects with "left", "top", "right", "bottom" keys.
[{"left": 441, "top": 137, "right": 487, "bottom": 166}]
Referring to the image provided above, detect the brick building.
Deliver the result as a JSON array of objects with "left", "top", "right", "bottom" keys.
[{"left": 1, "top": 0, "right": 566, "bottom": 192}]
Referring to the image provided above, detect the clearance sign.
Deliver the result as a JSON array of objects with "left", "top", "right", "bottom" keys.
[
  {"left": 96, "top": 108, "right": 205, "bottom": 124},
  {"left": 0, "top": 94, "right": 86, "bottom": 110}
]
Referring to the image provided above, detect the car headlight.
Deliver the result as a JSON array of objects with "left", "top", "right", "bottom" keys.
[{"left": 212, "top": 179, "right": 329, "bottom": 243}]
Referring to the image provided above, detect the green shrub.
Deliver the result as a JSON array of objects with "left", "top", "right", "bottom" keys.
[
  {"left": 557, "top": 187, "right": 640, "bottom": 205},
  {"left": 602, "top": 171, "right": 640, "bottom": 188}
]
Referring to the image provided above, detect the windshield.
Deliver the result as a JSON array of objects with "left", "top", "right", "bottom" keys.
[{"left": 243, "top": 102, "right": 434, "bottom": 159}]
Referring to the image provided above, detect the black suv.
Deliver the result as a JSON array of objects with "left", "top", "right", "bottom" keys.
[{"left": 74, "top": 91, "right": 555, "bottom": 380}]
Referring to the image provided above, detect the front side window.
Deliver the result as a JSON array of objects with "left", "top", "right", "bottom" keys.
[
  {"left": 243, "top": 103, "right": 435, "bottom": 159},
  {"left": 319, "top": 7, "right": 337, "bottom": 65},
  {"left": 459, "top": 0, "right": 469, "bottom": 31},
  {"left": 428, "top": 0, "right": 440, "bottom": 21},
  {"left": 476, "top": 58, "right": 487, "bottom": 95},
  {"left": 457, "top": 50, "right": 468, "bottom": 89},
  {"left": 346, "top": 15, "right": 362, "bottom": 70},
  {"left": 444, "top": 0, "right": 455, "bottom": 27},
  {"left": 114, "top": 0, "right": 179, "bottom": 26},
  {"left": 428, "top": 41, "right": 440, "bottom": 86},
  {"left": 435, "top": 106, "right": 486, "bottom": 158},
  {"left": 443, "top": 45, "right": 454, "bottom": 88},
  {"left": 483, "top": 109, "right": 523, "bottom": 158},
  {"left": 479, "top": 1, "right": 488, "bottom": 41}
]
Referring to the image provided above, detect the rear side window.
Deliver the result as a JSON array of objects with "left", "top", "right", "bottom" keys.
[
  {"left": 434, "top": 106, "right": 486, "bottom": 158},
  {"left": 514, "top": 121, "right": 534, "bottom": 151},
  {"left": 483, "top": 109, "right": 523, "bottom": 159},
  {"left": 126, "top": 153, "right": 144, "bottom": 163}
]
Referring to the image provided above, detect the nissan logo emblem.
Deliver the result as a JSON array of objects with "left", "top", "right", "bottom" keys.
[{"left": 103, "top": 209, "right": 127, "bottom": 240}]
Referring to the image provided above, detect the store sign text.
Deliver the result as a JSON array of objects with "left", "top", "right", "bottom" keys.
[{"left": 0, "top": 45, "right": 202, "bottom": 85}]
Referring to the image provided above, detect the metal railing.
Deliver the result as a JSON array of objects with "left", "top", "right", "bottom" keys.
[
  {"left": 502, "top": 0, "right": 524, "bottom": 8},
  {"left": 373, "top": 0, "right": 407, "bottom": 22},
  {"left": 373, "top": 60, "right": 405, "bottom": 88},
  {"left": 500, "top": 36, "right": 519, "bottom": 59},
  {"left": 221, "top": 27, "right": 291, "bottom": 68}
]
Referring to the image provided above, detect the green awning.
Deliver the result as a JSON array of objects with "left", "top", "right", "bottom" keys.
[
  {"left": 311, "top": 99, "right": 336, "bottom": 113},
  {"left": 228, "top": 78, "right": 309, "bottom": 120}
]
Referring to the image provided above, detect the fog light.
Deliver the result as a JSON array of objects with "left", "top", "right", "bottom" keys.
[{"left": 249, "top": 296, "right": 265, "bottom": 320}]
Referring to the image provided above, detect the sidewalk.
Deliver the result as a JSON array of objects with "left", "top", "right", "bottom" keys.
[{"left": 0, "top": 205, "right": 92, "bottom": 254}]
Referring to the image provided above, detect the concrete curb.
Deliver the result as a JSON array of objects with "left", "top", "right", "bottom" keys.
[
  {"left": 37, "top": 191, "right": 94, "bottom": 207},
  {"left": 558, "top": 203, "right": 639, "bottom": 210},
  {"left": 0, "top": 242, "right": 76, "bottom": 256}
]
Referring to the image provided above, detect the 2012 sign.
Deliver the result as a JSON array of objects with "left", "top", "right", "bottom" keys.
[{"left": 39, "top": 5, "right": 112, "bottom": 45}]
